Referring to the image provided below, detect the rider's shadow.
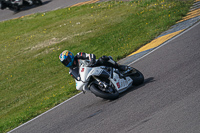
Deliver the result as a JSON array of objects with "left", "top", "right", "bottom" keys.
[
  {"left": 119, "top": 77, "right": 155, "bottom": 98},
  {"left": 13, "top": 0, "right": 52, "bottom": 14}
]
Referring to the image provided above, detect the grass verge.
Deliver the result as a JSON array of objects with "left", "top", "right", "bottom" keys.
[{"left": 0, "top": 0, "right": 193, "bottom": 132}]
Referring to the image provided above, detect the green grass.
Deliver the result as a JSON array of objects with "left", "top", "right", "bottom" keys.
[{"left": 0, "top": 0, "right": 193, "bottom": 132}]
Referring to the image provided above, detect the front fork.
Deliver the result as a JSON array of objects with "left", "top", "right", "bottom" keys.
[
  {"left": 92, "top": 76, "right": 108, "bottom": 89},
  {"left": 92, "top": 76, "right": 116, "bottom": 93}
]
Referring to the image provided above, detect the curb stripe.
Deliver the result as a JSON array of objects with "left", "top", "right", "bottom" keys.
[
  {"left": 177, "top": 8, "right": 200, "bottom": 23},
  {"left": 70, "top": 0, "right": 100, "bottom": 7},
  {"left": 128, "top": 30, "right": 184, "bottom": 57},
  {"left": 127, "top": 0, "right": 200, "bottom": 58},
  {"left": 128, "top": 21, "right": 200, "bottom": 66}
]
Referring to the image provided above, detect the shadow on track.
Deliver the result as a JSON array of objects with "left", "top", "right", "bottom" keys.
[
  {"left": 119, "top": 77, "right": 155, "bottom": 98},
  {"left": 96, "top": 77, "right": 155, "bottom": 102}
]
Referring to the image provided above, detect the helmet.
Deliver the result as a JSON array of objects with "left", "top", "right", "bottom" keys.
[{"left": 59, "top": 50, "right": 74, "bottom": 67}]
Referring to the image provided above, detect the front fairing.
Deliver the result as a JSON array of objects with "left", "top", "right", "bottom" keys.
[
  {"left": 76, "top": 66, "right": 109, "bottom": 91},
  {"left": 111, "top": 71, "right": 133, "bottom": 93},
  {"left": 75, "top": 65, "right": 93, "bottom": 91},
  {"left": 79, "top": 66, "right": 93, "bottom": 82}
]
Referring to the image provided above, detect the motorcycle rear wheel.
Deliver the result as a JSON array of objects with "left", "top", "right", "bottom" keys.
[{"left": 90, "top": 84, "right": 119, "bottom": 100}]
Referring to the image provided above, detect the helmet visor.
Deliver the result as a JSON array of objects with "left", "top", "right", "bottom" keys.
[{"left": 62, "top": 55, "right": 72, "bottom": 67}]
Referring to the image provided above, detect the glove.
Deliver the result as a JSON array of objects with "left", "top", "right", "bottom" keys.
[{"left": 88, "top": 58, "right": 96, "bottom": 67}]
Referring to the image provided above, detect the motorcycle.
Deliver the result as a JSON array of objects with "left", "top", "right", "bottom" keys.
[
  {"left": 0, "top": 0, "right": 42, "bottom": 11},
  {"left": 74, "top": 59, "right": 144, "bottom": 100}
]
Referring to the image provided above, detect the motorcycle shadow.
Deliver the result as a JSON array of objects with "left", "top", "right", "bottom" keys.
[
  {"left": 13, "top": 0, "right": 52, "bottom": 14},
  {"left": 119, "top": 77, "right": 155, "bottom": 98}
]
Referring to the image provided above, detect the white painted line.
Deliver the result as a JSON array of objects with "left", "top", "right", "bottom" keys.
[
  {"left": 128, "top": 21, "right": 200, "bottom": 66},
  {"left": 8, "top": 92, "right": 83, "bottom": 133}
]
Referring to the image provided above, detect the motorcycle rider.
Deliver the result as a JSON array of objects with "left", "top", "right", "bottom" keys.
[{"left": 59, "top": 50, "right": 127, "bottom": 81}]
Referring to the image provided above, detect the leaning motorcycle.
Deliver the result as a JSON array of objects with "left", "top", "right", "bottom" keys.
[
  {"left": 74, "top": 59, "right": 144, "bottom": 100},
  {"left": 0, "top": 0, "right": 42, "bottom": 11}
]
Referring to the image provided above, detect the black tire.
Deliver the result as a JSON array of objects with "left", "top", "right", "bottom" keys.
[
  {"left": 129, "top": 68, "right": 144, "bottom": 86},
  {"left": 0, "top": 2, "right": 3, "bottom": 9},
  {"left": 90, "top": 84, "right": 119, "bottom": 100},
  {"left": 35, "top": 0, "right": 42, "bottom": 5},
  {"left": 13, "top": 5, "right": 20, "bottom": 12},
  {"left": 1, "top": 1, "right": 6, "bottom": 10}
]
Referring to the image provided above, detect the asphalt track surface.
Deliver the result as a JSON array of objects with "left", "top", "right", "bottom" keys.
[
  {"left": 0, "top": 0, "right": 92, "bottom": 22},
  {"left": 9, "top": 21, "right": 200, "bottom": 133}
]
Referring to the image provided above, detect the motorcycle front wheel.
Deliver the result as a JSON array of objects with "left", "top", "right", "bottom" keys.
[
  {"left": 129, "top": 68, "right": 144, "bottom": 86},
  {"left": 90, "top": 84, "right": 119, "bottom": 100}
]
